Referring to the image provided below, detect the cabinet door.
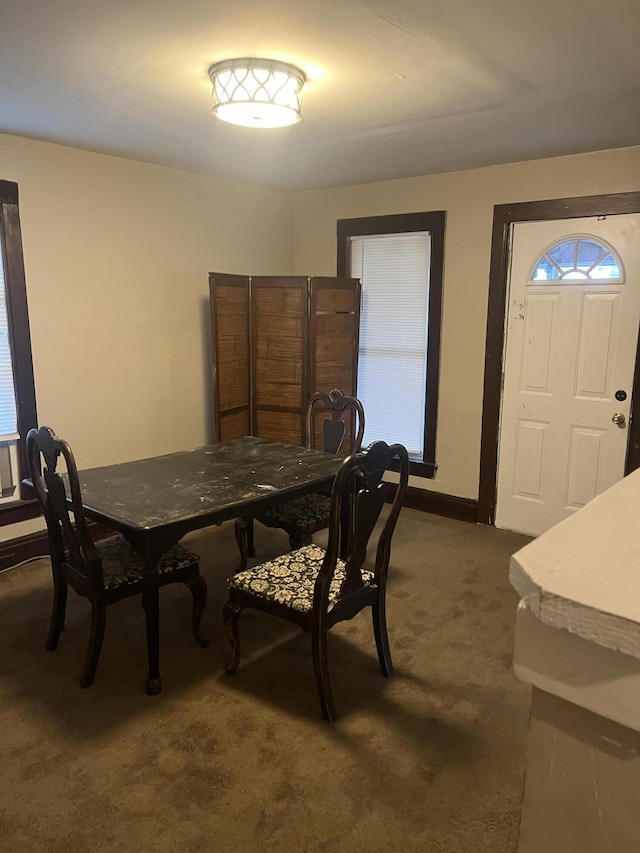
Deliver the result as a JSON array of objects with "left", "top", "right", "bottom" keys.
[
  {"left": 209, "top": 272, "right": 251, "bottom": 441},
  {"left": 251, "top": 277, "right": 308, "bottom": 445},
  {"left": 308, "top": 277, "right": 361, "bottom": 449}
]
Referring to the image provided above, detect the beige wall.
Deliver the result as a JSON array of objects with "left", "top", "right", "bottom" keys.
[
  {"left": 1, "top": 133, "right": 294, "bottom": 540},
  {"left": 291, "top": 145, "right": 640, "bottom": 499},
  {"left": 2, "top": 133, "right": 639, "bottom": 541},
  {"left": 1, "top": 133, "right": 293, "bottom": 468}
]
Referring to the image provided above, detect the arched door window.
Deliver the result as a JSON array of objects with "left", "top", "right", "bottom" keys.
[{"left": 530, "top": 235, "right": 623, "bottom": 283}]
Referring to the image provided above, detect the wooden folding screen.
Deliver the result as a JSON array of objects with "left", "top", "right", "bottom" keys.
[
  {"left": 209, "top": 273, "right": 361, "bottom": 446},
  {"left": 209, "top": 273, "right": 250, "bottom": 442},
  {"left": 251, "top": 277, "right": 308, "bottom": 444},
  {"left": 308, "top": 277, "right": 361, "bottom": 451}
]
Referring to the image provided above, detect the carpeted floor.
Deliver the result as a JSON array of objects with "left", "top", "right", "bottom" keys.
[{"left": 0, "top": 510, "right": 531, "bottom": 853}]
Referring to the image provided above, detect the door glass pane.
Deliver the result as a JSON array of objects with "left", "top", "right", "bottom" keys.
[{"left": 531, "top": 236, "right": 622, "bottom": 283}]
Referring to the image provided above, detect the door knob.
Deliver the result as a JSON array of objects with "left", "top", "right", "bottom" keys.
[{"left": 612, "top": 412, "right": 626, "bottom": 427}]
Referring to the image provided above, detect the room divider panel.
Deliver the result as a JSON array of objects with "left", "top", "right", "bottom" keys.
[{"left": 209, "top": 273, "right": 361, "bottom": 446}]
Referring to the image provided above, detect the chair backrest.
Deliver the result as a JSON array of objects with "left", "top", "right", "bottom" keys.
[
  {"left": 27, "top": 426, "right": 100, "bottom": 580},
  {"left": 314, "top": 439, "right": 409, "bottom": 608},
  {"left": 306, "top": 389, "right": 365, "bottom": 456}
]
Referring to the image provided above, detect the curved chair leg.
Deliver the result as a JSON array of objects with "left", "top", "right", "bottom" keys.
[
  {"left": 372, "top": 597, "right": 394, "bottom": 678},
  {"left": 46, "top": 570, "right": 68, "bottom": 651},
  {"left": 80, "top": 599, "right": 107, "bottom": 688},
  {"left": 223, "top": 600, "right": 242, "bottom": 674},
  {"left": 311, "top": 620, "right": 337, "bottom": 722},
  {"left": 185, "top": 576, "right": 209, "bottom": 647}
]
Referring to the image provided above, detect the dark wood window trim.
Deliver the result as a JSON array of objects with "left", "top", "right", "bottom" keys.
[
  {"left": 0, "top": 521, "right": 117, "bottom": 572},
  {"left": 0, "top": 180, "right": 38, "bottom": 523},
  {"left": 337, "top": 211, "right": 445, "bottom": 479},
  {"left": 478, "top": 191, "right": 640, "bottom": 525}
]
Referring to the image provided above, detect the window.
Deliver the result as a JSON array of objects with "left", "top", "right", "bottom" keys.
[
  {"left": 531, "top": 235, "right": 623, "bottom": 283},
  {"left": 337, "top": 211, "right": 445, "bottom": 478},
  {"left": 0, "top": 180, "right": 38, "bottom": 518}
]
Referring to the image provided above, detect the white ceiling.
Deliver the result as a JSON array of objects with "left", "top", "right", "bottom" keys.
[{"left": 2, "top": 0, "right": 639, "bottom": 191}]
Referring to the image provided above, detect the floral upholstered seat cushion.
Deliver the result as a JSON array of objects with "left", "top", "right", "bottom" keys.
[
  {"left": 96, "top": 535, "right": 199, "bottom": 591},
  {"left": 229, "top": 544, "right": 375, "bottom": 613},
  {"left": 261, "top": 493, "right": 331, "bottom": 528}
]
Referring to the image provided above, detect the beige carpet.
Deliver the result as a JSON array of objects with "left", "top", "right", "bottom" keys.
[{"left": 0, "top": 509, "right": 531, "bottom": 852}]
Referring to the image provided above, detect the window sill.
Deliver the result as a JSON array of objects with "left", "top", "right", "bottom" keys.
[
  {"left": 389, "top": 458, "right": 436, "bottom": 479},
  {"left": 0, "top": 499, "right": 42, "bottom": 525},
  {"left": 409, "top": 460, "right": 437, "bottom": 479}
]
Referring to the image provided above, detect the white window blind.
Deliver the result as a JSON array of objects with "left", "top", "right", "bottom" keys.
[
  {"left": 0, "top": 246, "right": 18, "bottom": 438},
  {"left": 351, "top": 232, "right": 430, "bottom": 458}
]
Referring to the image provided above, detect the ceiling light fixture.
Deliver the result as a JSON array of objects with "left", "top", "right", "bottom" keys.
[{"left": 208, "top": 58, "right": 306, "bottom": 129}]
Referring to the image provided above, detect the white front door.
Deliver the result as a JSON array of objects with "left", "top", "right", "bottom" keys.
[{"left": 495, "top": 214, "right": 640, "bottom": 536}]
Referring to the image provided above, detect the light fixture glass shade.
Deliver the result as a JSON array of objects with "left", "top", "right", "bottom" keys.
[{"left": 208, "top": 58, "right": 305, "bottom": 128}]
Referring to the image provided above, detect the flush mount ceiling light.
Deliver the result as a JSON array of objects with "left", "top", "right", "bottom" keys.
[{"left": 208, "top": 58, "right": 306, "bottom": 129}]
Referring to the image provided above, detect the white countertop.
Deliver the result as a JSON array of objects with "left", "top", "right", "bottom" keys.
[{"left": 510, "top": 466, "right": 640, "bottom": 661}]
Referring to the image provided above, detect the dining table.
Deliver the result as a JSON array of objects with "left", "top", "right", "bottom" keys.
[{"left": 73, "top": 435, "right": 343, "bottom": 694}]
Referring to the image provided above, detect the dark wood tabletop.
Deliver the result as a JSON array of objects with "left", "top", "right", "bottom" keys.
[{"left": 76, "top": 436, "right": 342, "bottom": 563}]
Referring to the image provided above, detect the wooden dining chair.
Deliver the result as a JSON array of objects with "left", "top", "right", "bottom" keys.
[
  {"left": 234, "top": 388, "right": 365, "bottom": 570},
  {"left": 27, "top": 426, "right": 208, "bottom": 689},
  {"left": 224, "top": 439, "right": 409, "bottom": 721}
]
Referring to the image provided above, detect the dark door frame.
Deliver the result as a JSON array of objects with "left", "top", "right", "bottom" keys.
[{"left": 478, "top": 191, "right": 640, "bottom": 525}]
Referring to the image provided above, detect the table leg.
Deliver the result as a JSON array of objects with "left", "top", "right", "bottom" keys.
[
  {"left": 234, "top": 517, "right": 251, "bottom": 572},
  {"left": 142, "top": 584, "right": 162, "bottom": 695}
]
